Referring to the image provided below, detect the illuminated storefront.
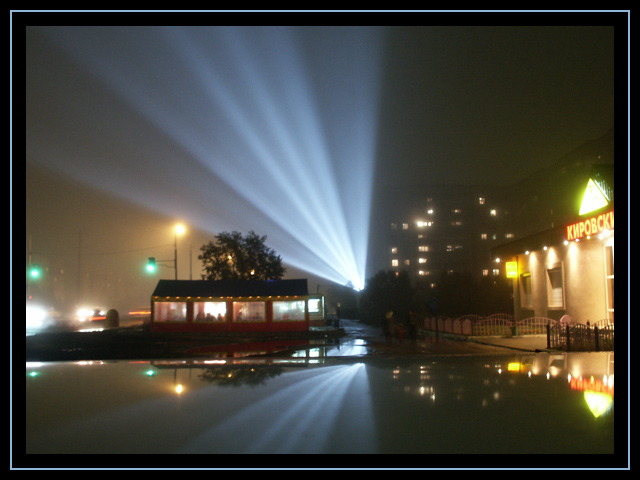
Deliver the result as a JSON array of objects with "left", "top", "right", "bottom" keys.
[
  {"left": 150, "top": 278, "right": 324, "bottom": 333},
  {"left": 492, "top": 165, "right": 614, "bottom": 325}
]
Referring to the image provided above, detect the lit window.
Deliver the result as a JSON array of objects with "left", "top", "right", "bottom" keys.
[
  {"left": 418, "top": 245, "right": 430, "bottom": 252},
  {"left": 233, "top": 302, "right": 266, "bottom": 322},
  {"left": 482, "top": 269, "right": 489, "bottom": 276},
  {"left": 402, "top": 223, "right": 409, "bottom": 230},
  {"left": 546, "top": 266, "right": 564, "bottom": 308},
  {"left": 520, "top": 273, "right": 532, "bottom": 308},
  {"left": 194, "top": 301, "right": 227, "bottom": 322},
  {"left": 391, "top": 259, "right": 399, "bottom": 267},
  {"left": 490, "top": 209, "right": 497, "bottom": 216},
  {"left": 154, "top": 302, "right": 187, "bottom": 323},
  {"left": 273, "top": 300, "right": 306, "bottom": 322},
  {"left": 505, "top": 233, "right": 514, "bottom": 239},
  {"left": 404, "top": 259, "right": 411, "bottom": 266},
  {"left": 492, "top": 269, "right": 500, "bottom": 276},
  {"left": 604, "top": 245, "right": 614, "bottom": 321},
  {"left": 451, "top": 221, "right": 463, "bottom": 226},
  {"left": 481, "top": 233, "right": 488, "bottom": 240},
  {"left": 479, "top": 197, "right": 485, "bottom": 205},
  {"left": 452, "top": 209, "right": 462, "bottom": 214},
  {"left": 391, "top": 247, "right": 398, "bottom": 254},
  {"left": 418, "top": 258, "right": 427, "bottom": 263}
]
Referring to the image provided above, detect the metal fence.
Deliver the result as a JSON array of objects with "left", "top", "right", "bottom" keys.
[
  {"left": 424, "top": 315, "right": 614, "bottom": 352},
  {"left": 548, "top": 323, "right": 614, "bottom": 351}
]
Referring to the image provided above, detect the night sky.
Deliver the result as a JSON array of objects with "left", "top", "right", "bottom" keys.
[{"left": 18, "top": 15, "right": 621, "bottom": 312}]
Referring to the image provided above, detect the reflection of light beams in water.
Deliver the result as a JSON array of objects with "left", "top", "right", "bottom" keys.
[
  {"left": 29, "top": 26, "right": 383, "bottom": 290},
  {"left": 177, "top": 363, "right": 375, "bottom": 454}
]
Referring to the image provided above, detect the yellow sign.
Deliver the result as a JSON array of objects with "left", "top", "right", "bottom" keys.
[
  {"left": 579, "top": 178, "right": 609, "bottom": 215},
  {"left": 506, "top": 261, "right": 518, "bottom": 278}
]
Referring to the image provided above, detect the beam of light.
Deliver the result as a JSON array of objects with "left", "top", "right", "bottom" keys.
[
  {"left": 175, "top": 363, "right": 375, "bottom": 454},
  {"left": 27, "top": 26, "right": 385, "bottom": 290}
]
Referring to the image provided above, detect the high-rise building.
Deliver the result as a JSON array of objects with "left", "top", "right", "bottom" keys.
[{"left": 367, "top": 128, "right": 615, "bottom": 287}]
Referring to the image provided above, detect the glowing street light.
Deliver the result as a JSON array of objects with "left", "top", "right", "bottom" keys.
[{"left": 174, "top": 224, "right": 186, "bottom": 280}]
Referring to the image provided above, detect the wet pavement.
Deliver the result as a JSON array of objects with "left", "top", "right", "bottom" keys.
[
  {"left": 23, "top": 350, "right": 617, "bottom": 461},
  {"left": 326, "top": 318, "right": 551, "bottom": 357},
  {"left": 20, "top": 319, "right": 620, "bottom": 463}
]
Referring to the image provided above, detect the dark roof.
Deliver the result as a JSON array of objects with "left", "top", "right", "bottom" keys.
[{"left": 152, "top": 279, "right": 309, "bottom": 298}]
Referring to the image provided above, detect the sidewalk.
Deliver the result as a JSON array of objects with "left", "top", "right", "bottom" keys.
[
  {"left": 466, "top": 334, "right": 550, "bottom": 352},
  {"left": 339, "top": 319, "right": 553, "bottom": 356}
]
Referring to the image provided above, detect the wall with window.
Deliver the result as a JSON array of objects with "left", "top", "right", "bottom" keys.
[{"left": 510, "top": 237, "right": 612, "bottom": 324}]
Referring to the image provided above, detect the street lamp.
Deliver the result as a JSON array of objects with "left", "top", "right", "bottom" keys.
[{"left": 174, "top": 224, "right": 185, "bottom": 280}]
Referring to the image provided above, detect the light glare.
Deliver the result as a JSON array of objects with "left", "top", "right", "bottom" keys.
[{"left": 30, "top": 26, "right": 384, "bottom": 289}]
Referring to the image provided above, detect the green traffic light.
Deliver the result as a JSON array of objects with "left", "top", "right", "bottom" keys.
[{"left": 146, "top": 257, "right": 156, "bottom": 273}]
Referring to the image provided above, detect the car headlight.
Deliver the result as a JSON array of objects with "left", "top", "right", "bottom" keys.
[{"left": 26, "top": 305, "right": 46, "bottom": 328}]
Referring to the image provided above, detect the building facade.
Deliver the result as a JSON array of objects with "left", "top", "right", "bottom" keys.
[
  {"left": 492, "top": 165, "right": 614, "bottom": 325},
  {"left": 369, "top": 129, "right": 615, "bottom": 293},
  {"left": 371, "top": 184, "right": 515, "bottom": 284}
]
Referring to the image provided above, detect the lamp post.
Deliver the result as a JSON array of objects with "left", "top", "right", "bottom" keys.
[{"left": 174, "top": 224, "right": 185, "bottom": 280}]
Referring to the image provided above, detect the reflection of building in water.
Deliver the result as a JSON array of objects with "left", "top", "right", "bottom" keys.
[
  {"left": 150, "top": 279, "right": 324, "bottom": 333},
  {"left": 390, "top": 352, "right": 614, "bottom": 418}
]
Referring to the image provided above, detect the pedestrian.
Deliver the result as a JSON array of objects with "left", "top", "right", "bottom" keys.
[
  {"left": 408, "top": 311, "right": 418, "bottom": 344},
  {"left": 385, "top": 310, "right": 395, "bottom": 344},
  {"left": 382, "top": 314, "right": 390, "bottom": 343}
]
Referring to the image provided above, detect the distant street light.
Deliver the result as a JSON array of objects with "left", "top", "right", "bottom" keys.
[{"left": 174, "top": 224, "right": 185, "bottom": 280}]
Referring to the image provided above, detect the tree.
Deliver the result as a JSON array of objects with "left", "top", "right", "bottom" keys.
[
  {"left": 198, "top": 231, "right": 286, "bottom": 281},
  {"left": 359, "top": 270, "right": 414, "bottom": 325}
]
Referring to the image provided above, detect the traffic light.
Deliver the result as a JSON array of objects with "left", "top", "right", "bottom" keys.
[
  {"left": 28, "top": 265, "right": 41, "bottom": 279},
  {"left": 146, "top": 257, "right": 156, "bottom": 273}
]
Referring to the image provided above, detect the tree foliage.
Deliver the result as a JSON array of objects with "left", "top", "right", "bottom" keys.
[
  {"left": 198, "top": 231, "right": 286, "bottom": 281},
  {"left": 359, "top": 270, "right": 414, "bottom": 324}
]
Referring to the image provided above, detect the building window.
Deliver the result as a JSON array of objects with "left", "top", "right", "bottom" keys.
[
  {"left": 490, "top": 209, "right": 497, "bottom": 216},
  {"left": 391, "top": 259, "right": 399, "bottom": 267},
  {"left": 482, "top": 269, "right": 489, "bottom": 276},
  {"left": 450, "top": 221, "right": 463, "bottom": 226},
  {"left": 273, "top": 300, "right": 306, "bottom": 322},
  {"left": 154, "top": 302, "right": 187, "bottom": 322},
  {"left": 391, "top": 247, "right": 398, "bottom": 254},
  {"left": 418, "top": 245, "right": 430, "bottom": 252},
  {"left": 520, "top": 273, "right": 533, "bottom": 308},
  {"left": 479, "top": 197, "right": 485, "bottom": 205},
  {"left": 418, "top": 258, "right": 427, "bottom": 264},
  {"left": 194, "top": 301, "right": 227, "bottom": 322},
  {"left": 546, "top": 266, "right": 565, "bottom": 308},
  {"left": 505, "top": 233, "right": 514, "bottom": 239},
  {"left": 481, "top": 233, "right": 488, "bottom": 240},
  {"left": 404, "top": 259, "right": 411, "bottom": 266},
  {"left": 233, "top": 301, "right": 266, "bottom": 322},
  {"left": 390, "top": 223, "right": 397, "bottom": 230},
  {"left": 604, "top": 244, "right": 614, "bottom": 322},
  {"left": 402, "top": 223, "right": 409, "bottom": 230},
  {"left": 492, "top": 268, "right": 500, "bottom": 276}
]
